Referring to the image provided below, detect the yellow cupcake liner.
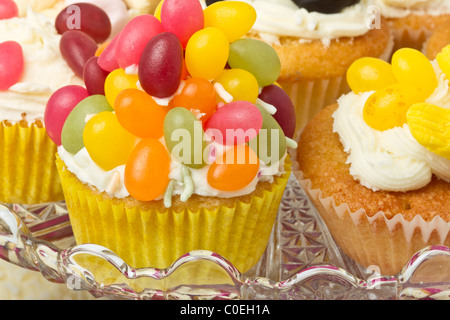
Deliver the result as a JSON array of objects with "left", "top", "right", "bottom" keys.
[
  {"left": 0, "top": 121, "right": 64, "bottom": 204},
  {"left": 56, "top": 155, "right": 291, "bottom": 274}
]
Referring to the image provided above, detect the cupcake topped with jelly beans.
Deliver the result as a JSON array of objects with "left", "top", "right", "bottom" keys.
[{"left": 48, "top": 0, "right": 295, "bottom": 272}]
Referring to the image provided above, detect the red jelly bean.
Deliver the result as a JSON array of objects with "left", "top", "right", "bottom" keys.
[
  {"left": 160, "top": 0, "right": 204, "bottom": 48},
  {"left": 97, "top": 32, "right": 120, "bottom": 72},
  {"left": 83, "top": 56, "right": 110, "bottom": 95},
  {"left": 60, "top": 30, "right": 98, "bottom": 78},
  {"left": 258, "top": 85, "right": 296, "bottom": 138},
  {"left": 115, "top": 14, "right": 163, "bottom": 69},
  {"left": 0, "top": 0, "right": 18, "bottom": 19},
  {"left": 0, "top": 41, "right": 23, "bottom": 91},
  {"left": 205, "top": 101, "right": 263, "bottom": 145},
  {"left": 55, "top": 3, "right": 112, "bottom": 43},
  {"left": 45, "top": 85, "right": 89, "bottom": 146},
  {"left": 139, "top": 32, "right": 183, "bottom": 98}
]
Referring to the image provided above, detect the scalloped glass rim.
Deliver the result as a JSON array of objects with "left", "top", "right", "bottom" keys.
[{"left": 0, "top": 175, "right": 449, "bottom": 300}]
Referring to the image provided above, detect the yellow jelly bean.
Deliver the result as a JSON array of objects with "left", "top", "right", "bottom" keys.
[
  {"left": 215, "top": 68, "right": 259, "bottom": 103},
  {"left": 204, "top": 1, "right": 256, "bottom": 43},
  {"left": 436, "top": 45, "right": 450, "bottom": 81},
  {"left": 104, "top": 69, "right": 139, "bottom": 107},
  {"left": 406, "top": 103, "right": 450, "bottom": 160},
  {"left": 363, "top": 84, "right": 422, "bottom": 131},
  {"left": 391, "top": 48, "right": 438, "bottom": 100},
  {"left": 346, "top": 57, "right": 397, "bottom": 93},
  {"left": 83, "top": 111, "right": 139, "bottom": 171},
  {"left": 154, "top": 0, "right": 163, "bottom": 20}
]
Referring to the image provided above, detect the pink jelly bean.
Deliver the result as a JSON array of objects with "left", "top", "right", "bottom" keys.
[
  {"left": 60, "top": 30, "right": 98, "bottom": 78},
  {"left": 0, "top": 41, "right": 23, "bottom": 91},
  {"left": 83, "top": 56, "right": 110, "bottom": 95},
  {"left": 0, "top": 0, "right": 18, "bottom": 20},
  {"left": 115, "top": 14, "right": 163, "bottom": 69},
  {"left": 205, "top": 101, "right": 263, "bottom": 146},
  {"left": 97, "top": 32, "right": 120, "bottom": 72},
  {"left": 161, "top": 0, "right": 204, "bottom": 48},
  {"left": 44, "top": 85, "right": 89, "bottom": 145}
]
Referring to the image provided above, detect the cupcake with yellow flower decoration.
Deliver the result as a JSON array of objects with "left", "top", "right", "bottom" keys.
[{"left": 296, "top": 45, "right": 450, "bottom": 275}]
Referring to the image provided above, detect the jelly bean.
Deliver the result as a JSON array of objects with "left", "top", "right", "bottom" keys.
[
  {"left": 363, "top": 84, "right": 422, "bottom": 131},
  {"left": 437, "top": 45, "right": 450, "bottom": 81},
  {"left": 207, "top": 144, "right": 259, "bottom": 192},
  {"left": 45, "top": 85, "right": 89, "bottom": 146},
  {"left": 95, "top": 41, "right": 109, "bottom": 57},
  {"left": 60, "top": 30, "right": 98, "bottom": 78},
  {"left": 104, "top": 68, "right": 139, "bottom": 107},
  {"left": 61, "top": 95, "right": 113, "bottom": 154},
  {"left": 83, "top": 111, "right": 138, "bottom": 171},
  {"left": 228, "top": 38, "right": 281, "bottom": 87},
  {"left": 0, "top": 0, "right": 18, "bottom": 19},
  {"left": 185, "top": 27, "right": 229, "bottom": 80},
  {"left": 97, "top": 33, "right": 119, "bottom": 72},
  {"left": 204, "top": 1, "right": 256, "bottom": 43},
  {"left": 170, "top": 77, "right": 217, "bottom": 123},
  {"left": 154, "top": 0, "right": 163, "bottom": 20},
  {"left": 115, "top": 88, "right": 167, "bottom": 138},
  {"left": 347, "top": 57, "right": 397, "bottom": 94},
  {"left": 55, "top": 3, "right": 111, "bottom": 43},
  {"left": 164, "top": 107, "right": 207, "bottom": 169},
  {"left": 406, "top": 103, "right": 450, "bottom": 160},
  {"left": 124, "top": 138, "right": 171, "bottom": 201},
  {"left": 115, "top": 14, "right": 163, "bottom": 69},
  {"left": 249, "top": 105, "right": 287, "bottom": 165},
  {"left": 292, "top": 0, "right": 359, "bottom": 13},
  {"left": 205, "top": 101, "right": 262, "bottom": 146},
  {"left": 0, "top": 41, "right": 23, "bottom": 91},
  {"left": 391, "top": 48, "right": 438, "bottom": 100},
  {"left": 160, "top": 0, "right": 204, "bottom": 48},
  {"left": 215, "top": 68, "right": 259, "bottom": 104},
  {"left": 139, "top": 32, "right": 183, "bottom": 98},
  {"left": 83, "top": 56, "right": 110, "bottom": 95}
]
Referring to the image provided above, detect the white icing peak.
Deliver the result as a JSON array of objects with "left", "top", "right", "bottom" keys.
[
  {"left": 370, "top": 0, "right": 450, "bottom": 17},
  {"left": 333, "top": 61, "right": 450, "bottom": 192},
  {"left": 228, "top": 0, "right": 373, "bottom": 44}
]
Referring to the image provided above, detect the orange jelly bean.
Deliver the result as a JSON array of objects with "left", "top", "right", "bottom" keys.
[
  {"left": 207, "top": 144, "right": 259, "bottom": 192},
  {"left": 171, "top": 77, "right": 217, "bottom": 123},
  {"left": 115, "top": 88, "right": 167, "bottom": 138},
  {"left": 124, "top": 138, "right": 171, "bottom": 201}
]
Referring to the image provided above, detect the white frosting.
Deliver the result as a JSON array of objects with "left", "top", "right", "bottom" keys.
[
  {"left": 0, "top": 9, "right": 83, "bottom": 123},
  {"left": 225, "top": 0, "right": 372, "bottom": 45},
  {"left": 58, "top": 144, "right": 287, "bottom": 200},
  {"left": 333, "top": 61, "right": 450, "bottom": 192},
  {"left": 14, "top": 0, "right": 62, "bottom": 17},
  {"left": 370, "top": 0, "right": 450, "bottom": 18}
]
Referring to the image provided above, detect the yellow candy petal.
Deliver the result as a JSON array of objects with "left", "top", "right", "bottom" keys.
[{"left": 406, "top": 103, "right": 450, "bottom": 159}]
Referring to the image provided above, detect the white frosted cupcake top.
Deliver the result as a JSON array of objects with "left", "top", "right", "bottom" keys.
[
  {"left": 0, "top": 9, "right": 82, "bottom": 123},
  {"left": 333, "top": 60, "right": 450, "bottom": 192},
  {"left": 218, "top": 0, "right": 373, "bottom": 45},
  {"left": 370, "top": 0, "right": 450, "bottom": 17}
]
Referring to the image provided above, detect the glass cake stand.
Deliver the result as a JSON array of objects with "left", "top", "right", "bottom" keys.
[{"left": 0, "top": 174, "right": 448, "bottom": 300}]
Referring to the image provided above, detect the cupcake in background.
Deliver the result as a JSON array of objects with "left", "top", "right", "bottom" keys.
[
  {"left": 220, "top": 0, "right": 393, "bottom": 132},
  {"left": 296, "top": 46, "right": 450, "bottom": 275},
  {"left": 424, "top": 25, "right": 450, "bottom": 59},
  {"left": 370, "top": 0, "right": 450, "bottom": 51}
]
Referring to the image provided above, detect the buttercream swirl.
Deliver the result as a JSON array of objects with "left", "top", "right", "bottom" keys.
[
  {"left": 0, "top": 9, "right": 82, "bottom": 123},
  {"left": 333, "top": 61, "right": 450, "bottom": 192},
  {"left": 369, "top": 0, "right": 450, "bottom": 18}
]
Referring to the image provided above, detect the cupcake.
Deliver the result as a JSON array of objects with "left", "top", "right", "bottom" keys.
[
  {"left": 296, "top": 47, "right": 450, "bottom": 275},
  {"left": 424, "top": 26, "right": 450, "bottom": 59},
  {"left": 217, "top": 0, "right": 394, "bottom": 131},
  {"left": 50, "top": 0, "right": 295, "bottom": 273},
  {"left": 0, "top": 6, "right": 85, "bottom": 204},
  {"left": 370, "top": 0, "right": 450, "bottom": 52}
]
